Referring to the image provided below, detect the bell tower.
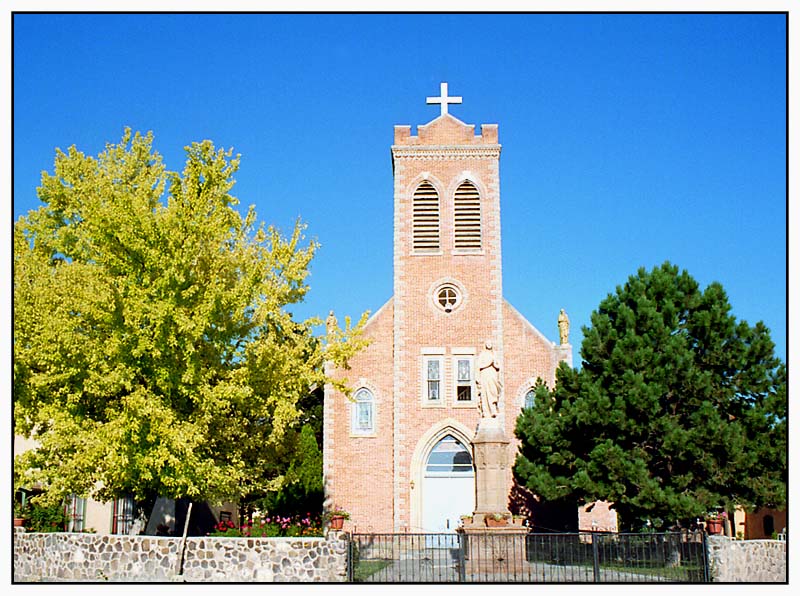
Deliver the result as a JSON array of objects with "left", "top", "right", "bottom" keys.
[
  {"left": 390, "top": 83, "right": 504, "bottom": 529},
  {"left": 323, "top": 83, "right": 566, "bottom": 534}
]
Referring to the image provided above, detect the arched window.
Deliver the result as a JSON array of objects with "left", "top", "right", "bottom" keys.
[
  {"left": 524, "top": 388, "right": 536, "bottom": 409},
  {"left": 412, "top": 181, "right": 440, "bottom": 252},
  {"left": 425, "top": 435, "right": 473, "bottom": 475},
  {"left": 351, "top": 388, "right": 375, "bottom": 435},
  {"left": 453, "top": 180, "right": 482, "bottom": 251}
]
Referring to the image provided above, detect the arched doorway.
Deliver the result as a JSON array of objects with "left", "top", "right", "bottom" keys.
[{"left": 422, "top": 434, "right": 475, "bottom": 534}]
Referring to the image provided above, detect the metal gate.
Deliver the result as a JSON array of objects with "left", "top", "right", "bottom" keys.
[{"left": 349, "top": 531, "right": 709, "bottom": 583}]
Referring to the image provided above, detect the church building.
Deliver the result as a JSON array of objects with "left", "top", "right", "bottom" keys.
[{"left": 323, "top": 84, "right": 588, "bottom": 534}]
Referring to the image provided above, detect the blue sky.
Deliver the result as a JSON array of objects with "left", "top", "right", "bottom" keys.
[{"left": 12, "top": 13, "right": 787, "bottom": 363}]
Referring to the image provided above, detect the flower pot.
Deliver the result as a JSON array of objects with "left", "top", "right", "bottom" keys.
[
  {"left": 14, "top": 518, "right": 25, "bottom": 528},
  {"left": 706, "top": 518, "right": 723, "bottom": 535},
  {"left": 486, "top": 517, "right": 507, "bottom": 528},
  {"left": 329, "top": 515, "right": 345, "bottom": 530}
]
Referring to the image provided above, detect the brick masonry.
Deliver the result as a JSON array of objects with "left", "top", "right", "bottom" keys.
[{"left": 324, "top": 105, "right": 575, "bottom": 532}]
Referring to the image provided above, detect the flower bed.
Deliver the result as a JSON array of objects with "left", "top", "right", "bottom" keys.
[{"left": 209, "top": 513, "right": 323, "bottom": 538}]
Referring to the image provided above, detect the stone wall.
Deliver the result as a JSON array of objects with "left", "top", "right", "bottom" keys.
[
  {"left": 706, "top": 536, "right": 786, "bottom": 582},
  {"left": 16, "top": 529, "right": 787, "bottom": 582},
  {"left": 13, "top": 530, "right": 349, "bottom": 582}
]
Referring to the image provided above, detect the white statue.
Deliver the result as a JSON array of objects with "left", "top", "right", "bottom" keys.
[
  {"left": 326, "top": 310, "right": 338, "bottom": 335},
  {"left": 476, "top": 341, "right": 502, "bottom": 418}
]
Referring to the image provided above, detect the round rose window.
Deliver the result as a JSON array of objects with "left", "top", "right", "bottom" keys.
[{"left": 436, "top": 285, "right": 461, "bottom": 313}]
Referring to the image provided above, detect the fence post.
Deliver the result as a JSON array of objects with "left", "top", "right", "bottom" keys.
[
  {"left": 591, "top": 532, "right": 601, "bottom": 582},
  {"left": 457, "top": 533, "right": 466, "bottom": 582},
  {"left": 701, "top": 531, "right": 711, "bottom": 583},
  {"left": 347, "top": 535, "right": 354, "bottom": 582}
]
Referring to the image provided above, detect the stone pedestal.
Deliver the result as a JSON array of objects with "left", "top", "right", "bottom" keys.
[
  {"left": 555, "top": 342, "right": 572, "bottom": 368},
  {"left": 456, "top": 417, "right": 528, "bottom": 578},
  {"left": 457, "top": 521, "right": 528, "bottom": 577},
  {"left": 471, "top": 416, "right": 510, "bottom": 519}
]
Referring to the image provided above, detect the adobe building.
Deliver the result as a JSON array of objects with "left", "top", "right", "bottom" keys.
[{"left": 323, "top": 84, "right": 616, "bottom": 534}]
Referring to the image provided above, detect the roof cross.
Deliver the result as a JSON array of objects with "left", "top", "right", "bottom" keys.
[{"left": 426, "top": 82, "right": 462, "bottom": 117}]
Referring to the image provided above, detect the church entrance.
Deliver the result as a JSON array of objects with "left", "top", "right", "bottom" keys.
[{"left": 422, "top": 434, "right": 475, "bottom": 536}]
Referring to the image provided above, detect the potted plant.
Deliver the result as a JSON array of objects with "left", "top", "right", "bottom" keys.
[
  {"left": 486, "top": 512, "right": 508, "bottom": 528},
  {"left": 460, "top": 514, "right": 473, "bottom": 526},
  {"left": 705, "top": 511, "right": 726, "bottom": 535},
  {"left": 326, "top": 507, "right": 349, "bottom": 530},
  {"left": 512, "top": 514, "right": 526, "bottom": 526},
  {"left": 13, "top": 502, "right": 28, "bottom": 527}
]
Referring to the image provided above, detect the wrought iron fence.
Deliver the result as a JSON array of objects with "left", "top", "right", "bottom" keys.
[{"left": 349, "top": 530, "right": 708, "bottom": 583}]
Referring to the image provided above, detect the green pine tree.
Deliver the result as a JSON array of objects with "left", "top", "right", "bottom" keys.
[{"left": 514, "top": 262, "right": 786, "bottom": 530}]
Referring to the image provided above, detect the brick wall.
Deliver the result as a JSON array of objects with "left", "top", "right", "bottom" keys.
[
  {"left": 743, "top": 508, "right": 786, "bottom": 540},
  {"left": 324, "top": 299, "right": 395, "bottom": 533},
  {"left": 578, "top": 501, "right": 618, "bottom": 533}
]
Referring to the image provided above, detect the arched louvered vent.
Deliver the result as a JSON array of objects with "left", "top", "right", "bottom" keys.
[
  {"left": 454, "top": 181, "right": 482, "bottom": 250},
  {"left": 412, "top": 181, "right": 440, "bottom": 252}
]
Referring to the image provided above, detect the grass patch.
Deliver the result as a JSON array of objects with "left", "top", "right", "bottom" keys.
[
  {"left": 599, "top": 563, "right": 705, "bottom": 581},
  {"left": 353, "top": 559, "right": 393, "bottom": 582}
]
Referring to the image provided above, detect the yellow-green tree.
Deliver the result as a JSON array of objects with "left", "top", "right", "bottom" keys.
[{"left": 14, "top": 129, "right": 367, "bottom": 507}]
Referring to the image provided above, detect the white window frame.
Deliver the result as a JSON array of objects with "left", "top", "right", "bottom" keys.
[
  {"left": 411, "top": 180, "right": 442, "bottom": 255},
  {"left": 452, "top": 179, "right": 484, "bottom": 255},
  {"left": 450, "top": 348, "right": 476, "bottom": 407},
  {"left": 422, "top": 354, "right": 445, "bottom": 406},
  {"left": 452, "top": 356, "right": 476, "bottom": 406},
  {"left": 350, "top": 387, "right": 376, "bottom": 436},
  {"left": 523, "top": 388, "right": 536, "bottom": 410},
  {"left": 434, "top": 284, "right": 462, "bottom": 313}
]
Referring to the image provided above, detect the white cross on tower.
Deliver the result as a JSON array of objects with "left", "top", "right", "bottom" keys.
[{"left": 426, "top": 82, "right": 462, "bottom": 117}]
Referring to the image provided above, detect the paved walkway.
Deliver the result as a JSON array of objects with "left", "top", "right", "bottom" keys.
[{"left": 356, "top": 550, "right": 691, "bottom": 583}]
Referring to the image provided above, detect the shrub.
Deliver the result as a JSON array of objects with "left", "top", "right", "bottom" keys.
[{"left": 25, "top": 500, "right": 69, "bottom": 532}]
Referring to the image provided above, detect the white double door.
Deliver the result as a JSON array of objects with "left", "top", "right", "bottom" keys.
[{"left": 422, "top": 474, "right": 474, "bottom": 534}]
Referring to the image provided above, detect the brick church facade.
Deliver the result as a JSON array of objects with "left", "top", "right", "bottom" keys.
[{"left": 323, "top": 84, "right": 614, "bottom": 534}]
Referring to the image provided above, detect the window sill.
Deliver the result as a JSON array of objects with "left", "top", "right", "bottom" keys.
[
  {"left": 349, "top": 432, "right": 378, "bottom": 438},
  {"left": 421, "top": 401, "right": 447, "bottom": 408}
]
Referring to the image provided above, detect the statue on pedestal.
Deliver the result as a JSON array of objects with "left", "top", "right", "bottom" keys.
[
  {"left": 476, "top": 342, "right": 502, "bottom": 418},
  {"left": 558, "top": 308, "right": 570, "bottom": 345},
  {"left": 326, "top": 310, "right": 337, "bottom": 335}
]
